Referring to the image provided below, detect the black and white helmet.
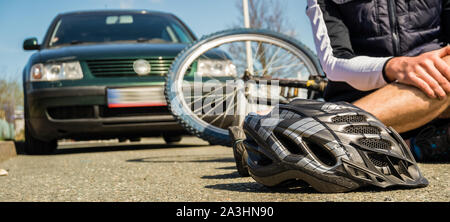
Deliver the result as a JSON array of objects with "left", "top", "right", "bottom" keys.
[{"left": 240, "top": 99, "right": 428, "bottom": 193}]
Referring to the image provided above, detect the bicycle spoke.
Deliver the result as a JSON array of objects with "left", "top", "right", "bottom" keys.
[
  {"left": 264, "top": 62, "right": 306, "bottom": 77},
  {"left": 199, "top": 89, "right": 236, "bottom": 120},
  {"left": 204, "top": 90, "right": 238, "bottom": 126},
  {"left": 260, "top": 45, "right": 282, "bottom": 76},
  {"left": 186, "top": 83, "right": 226, "bottom": 107},
  {"left": 193, "top": 90, "right": 235, "bottom": 114}
]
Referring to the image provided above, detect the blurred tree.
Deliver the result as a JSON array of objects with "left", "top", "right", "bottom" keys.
[
  {"left": 0, "top": 77, "right": 23, "bottom": 121},
  {"left": 226, "top": 0, "right": 298, "bottom": 77},
  {"left": 0, "top": 80, "right": 22, "bottom": 106},
  {"left": 233, "top": 0, "right": 296, "bottom": 36}
]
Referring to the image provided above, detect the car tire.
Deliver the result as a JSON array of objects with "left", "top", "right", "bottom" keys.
[
  {"left": 24, "top": 124, "right": 57, "bottom": 155},
  {"left": 163, "top": 134, "right": 182, "bottom": 144},
  {"left": 208, "top": 142, "right": 220, "bottom": 146},
  {"left": 129, "top": 137, "right": 141, "bottom": 142}
]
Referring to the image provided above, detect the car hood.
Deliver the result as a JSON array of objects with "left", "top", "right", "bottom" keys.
[{"left": 37, "top": 43, "right": 189, "bottom": 62}]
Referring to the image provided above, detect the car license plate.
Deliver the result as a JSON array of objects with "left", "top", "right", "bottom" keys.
[{"left": 107, "top": 86, "right": 167, "bottom": 108}]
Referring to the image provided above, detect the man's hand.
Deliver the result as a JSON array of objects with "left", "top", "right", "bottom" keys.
[{"left": 384, "top": 46, "right": 450, "bottom": 99}]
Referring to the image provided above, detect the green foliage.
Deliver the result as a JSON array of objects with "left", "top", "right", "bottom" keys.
[
  {"left": 0, "top": 79, "right": 23, "bottom": 109},
  {"left": 0, "top": 119, "right": 14, "bottom": 140},
  {"left": 0, "top": 74, "right": 23, "bottom": 141}
]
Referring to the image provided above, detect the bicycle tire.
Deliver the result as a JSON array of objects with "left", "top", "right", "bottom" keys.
[{"left": 165, "top": 28, "right": 323, "bottom": 146}]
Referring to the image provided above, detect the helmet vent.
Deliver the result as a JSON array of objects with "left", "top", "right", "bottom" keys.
[
  {"left": 303, "top": 138, "right": 337, "bottom": 167},
  {"left": 358, "top": 138, "right": 391, "bottom": 150},
  {"left": 396, "top": 163, "right": 409, "bottom": 175},
  {"left": 368, "top": 153, "right": 389, "bottom": 167},
  {"left": 332, "top": 115, "right": 366, "bottom": 123},
  {"left": 273, "top": 131, "right": 304, "bottom": 155},
  {"left": 344, "top": 126, "right": 381, "bottom": 135}
]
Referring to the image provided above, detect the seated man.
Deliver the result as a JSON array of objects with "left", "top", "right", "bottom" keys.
[{"left": 305, "top": 0, "right": 450, "bottom": 161}]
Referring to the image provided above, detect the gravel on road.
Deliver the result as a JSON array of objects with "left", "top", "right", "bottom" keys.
[{"left": 0, "top": 137, "right": 448, "bottom": 202}]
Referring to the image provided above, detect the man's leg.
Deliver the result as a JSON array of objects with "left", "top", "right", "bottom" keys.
[{"left": 353, "top": 82, "right": 450, "bottom": 133}]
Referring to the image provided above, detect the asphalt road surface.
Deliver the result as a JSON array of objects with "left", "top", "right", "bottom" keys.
[{"left": 0, "top": 137, "right": 448, "bottom": 202}]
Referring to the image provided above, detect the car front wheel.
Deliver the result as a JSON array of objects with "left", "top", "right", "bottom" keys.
[
  {"left": 24, "top": 124, "right": 57, "bottom": 155},
  {"left": 163, "top": 134, "right": 182, "bottom": 144}
]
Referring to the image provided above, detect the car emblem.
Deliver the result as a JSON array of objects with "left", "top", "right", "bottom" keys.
[{"left": 133, "top": 59, "right": 151, "bottom": 75}]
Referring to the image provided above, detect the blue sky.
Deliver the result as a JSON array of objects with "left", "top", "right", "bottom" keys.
[{"left": 0, "top": 0, "right": 315, "bottom": 81}]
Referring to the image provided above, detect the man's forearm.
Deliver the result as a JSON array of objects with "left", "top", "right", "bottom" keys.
[
  {"left": 353, "top": 55, "right": 450, "bottom": 133},
  {"left": 383, "top": 47, "right": 450, "bottom": 99}
]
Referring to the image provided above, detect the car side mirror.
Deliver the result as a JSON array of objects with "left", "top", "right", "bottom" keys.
[{"left": 23, "top": 38, "right": 40, "bottom": 50}]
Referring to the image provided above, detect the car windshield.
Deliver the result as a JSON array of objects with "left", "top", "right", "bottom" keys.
[{"left": 48, "top": 13, "right": 194, "bottom": 47}]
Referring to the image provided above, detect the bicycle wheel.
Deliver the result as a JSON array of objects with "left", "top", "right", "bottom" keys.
[{"left": 165, "top": 28, "right": 323, "bottom": 146}]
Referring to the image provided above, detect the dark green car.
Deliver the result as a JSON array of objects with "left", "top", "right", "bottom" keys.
[{"left": 22, "top": 10, "right": 198, "bottom": 154}]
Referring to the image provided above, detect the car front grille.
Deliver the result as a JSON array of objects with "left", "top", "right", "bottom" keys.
[
  {"left": 47, "top": 106, "right": 95, "bottom": 119},
  {"left": 99, "top": 105, "right": 170, "bottom": 118},
  {"left": 47, "top": 105, "right": 171, "bottom": 120},
  {"left": 86, "top": 57, "right": 175, "bottom": 77}
]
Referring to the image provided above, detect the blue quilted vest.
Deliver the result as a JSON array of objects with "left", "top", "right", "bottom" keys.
[{"left": 331, "top": 0, "right": 445, "bottom": 57}]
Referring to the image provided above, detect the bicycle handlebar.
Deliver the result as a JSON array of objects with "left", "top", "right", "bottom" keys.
[{"left": 247, "top": 76, "right": 327, "bottom": 93}]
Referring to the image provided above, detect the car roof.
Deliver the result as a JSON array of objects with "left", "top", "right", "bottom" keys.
[{"left": 58, "top": 9, "right": 174, "bottom": 17}]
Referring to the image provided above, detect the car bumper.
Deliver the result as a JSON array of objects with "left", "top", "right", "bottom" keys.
[{"left": 26, "top": 86, "right": 185, "bottom": 141}]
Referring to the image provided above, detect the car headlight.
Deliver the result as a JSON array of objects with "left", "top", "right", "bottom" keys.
[
  {"left": 30, "top": 61, "right": 83, "bottom": 81},
  {"left": 196, "top": 59, "right": 237, "bottom": 77}
]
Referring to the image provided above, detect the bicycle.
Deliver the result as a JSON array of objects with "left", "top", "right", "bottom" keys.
[{"left": 164, "top": 28, "right": 327, "bottom": 147}]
